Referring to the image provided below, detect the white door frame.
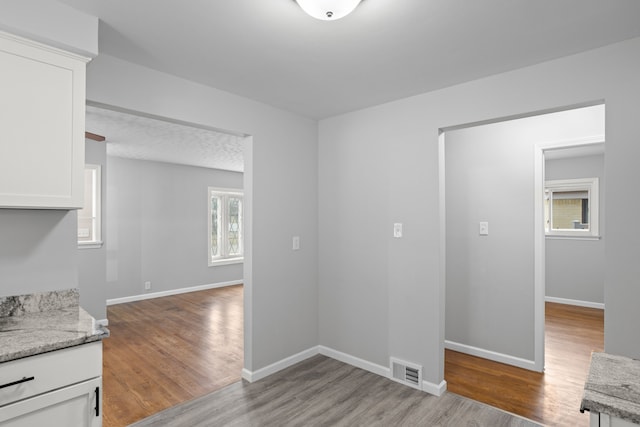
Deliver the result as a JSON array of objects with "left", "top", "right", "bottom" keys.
[{"left": 533, "top": 134, "right": 605, "bottom": 371}]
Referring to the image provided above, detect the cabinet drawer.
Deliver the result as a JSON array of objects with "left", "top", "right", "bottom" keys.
[
  {"left": 0, "top": 342, "right": 101, "bottom": 407},
  {"left": 0, "top": 377, "right": 101, "bottom": 426}
]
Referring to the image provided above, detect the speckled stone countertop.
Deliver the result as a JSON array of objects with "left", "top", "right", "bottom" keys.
[
  {"left": 581, "top": 352, "right": 640, "bottom": 424},
  {"left": 0, "top": 289, "right": 109, "bottom": 363}
]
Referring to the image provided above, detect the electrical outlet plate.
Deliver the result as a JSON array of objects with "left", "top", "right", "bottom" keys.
[{"left": 479, "top": 222, "right": 489, "bottom": 236}]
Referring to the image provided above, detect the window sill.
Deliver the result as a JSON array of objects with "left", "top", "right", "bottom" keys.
[
  {"left": 545, "top": 235, "right": 601, "bottom": 241},
  {"left": 78, "top": 241, "right": 103, "bottom": 249},
  {"left": 209, "top": 257, "right": 243, "bottom": 267}
]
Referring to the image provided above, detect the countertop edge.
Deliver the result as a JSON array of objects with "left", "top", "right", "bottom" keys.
[
  {"left": 0, "top": 326, "right": 109, "bottom": 364},
  {"left": 582, "top": 389, "right": 640, "bottom": 424}
]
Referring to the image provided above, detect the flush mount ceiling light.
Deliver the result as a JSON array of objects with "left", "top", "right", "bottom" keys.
[{"left": 296, "top": 0, "right": 362, "bottom": 20}]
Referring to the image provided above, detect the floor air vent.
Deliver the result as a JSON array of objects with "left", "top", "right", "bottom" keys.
[{"left": 390, "top": 358, "right": 422, "bottom": 390}]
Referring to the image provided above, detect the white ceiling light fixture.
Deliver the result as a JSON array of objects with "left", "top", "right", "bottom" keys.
[{"left": 296, "top": 0, "right": 362, "bottom": 20}]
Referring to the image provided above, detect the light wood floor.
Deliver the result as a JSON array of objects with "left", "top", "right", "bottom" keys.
[
  {"left": 102, "top": 285, "right": 243, "bottom": 427},
  {"left": 445, "top": 302, "right": 604, "bottom": 427},
  {"left": 131, "top": 354, "right": 539, "bottom": 427},
  {"left": 105, "top": 289, "right": 601, "bottom": 426}
]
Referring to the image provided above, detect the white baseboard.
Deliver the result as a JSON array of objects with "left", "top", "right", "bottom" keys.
[
  {"left": 96, "top": 318, "right": 109, "bottom": 327},
  {"left": 106, "top": 280, "right": 243, "bottom": 305},
  {"left": 242, "top": 344, "right": 446, "bottom": 397},
  {"left": 445, "top": 340, "right": 537, "bottom": 371},
  {"left": 422, "top": 379, "right": 447, "bottom": 397},
  {"left": 317, "top": 346, "right": 447, "bottom": 396},
  {"left": 318, "top": 345, "right": 389, "bottom": 378},
  {"left": 545, "top": 296, "right": 604, "bottom": 310},
  {"left": 241, "top": 346, "right": 319, "bottom": 382}
]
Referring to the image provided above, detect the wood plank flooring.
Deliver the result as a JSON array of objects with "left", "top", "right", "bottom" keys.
[
  {"left": 131, "top": 354, "right": 540, "bottom": 427},
  {"left": 445, "top": 302, "right": 604, "bottom": 427},
  {"left": 102, "top": 285, "right": 243, "bottom": 427},
  {"left": 105, "top": 289, "right": 601, "bottom": 426}
]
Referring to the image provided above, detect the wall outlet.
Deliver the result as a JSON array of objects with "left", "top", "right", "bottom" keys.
[
  {"left": 393, "top": 223, "right": 403, "bottom": 238},
  {"left": 479, "top": 221, "right": 489, "bottom": 236},
  {"left": 292, "top": 236, "right": 300, "bottom": 251},
  {"left": 144, "top": 281, "right": 151, "bottom": 290}
]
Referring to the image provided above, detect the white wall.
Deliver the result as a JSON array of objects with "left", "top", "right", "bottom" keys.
[
  {"left": 545, "top": 154, "right": 605, "bottom": 305},
  {"left": 78, "top": 139, "right": 107, "bottom": 319},
  {"left": 105, "top": 156, "right": 242, "bottom": 299},
  {"left": 85, "top": 54, "right": 319, "bottom": 373},
  {"left": 0, "top": 0, "right": 98, "bottom": 57},
  {"left": 319, "top": 37, "right": 640, "bottom": 388},
  {"left": 445, "top": 106, "right": 604, "bottom": 364}
]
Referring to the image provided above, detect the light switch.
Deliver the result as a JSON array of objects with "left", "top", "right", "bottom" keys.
[
  {"left": 292, "top": 236, "right": 300, "bottom": 251},
  {"left": 393, "top": 223, "right": 403, "bottom": 238},
  {"left": 479, "top": 222, "right": 489, "bottom": 236}
]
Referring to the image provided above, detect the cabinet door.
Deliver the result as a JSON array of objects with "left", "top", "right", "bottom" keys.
[
  {"left": 0, "top": 31, "right": 88, "bottom": 209},
  {"left": 0, "top": 377, "right": 101, "bottom": 427},
  {"left": 595, "top": 413, "right": 640, "bottom": 427}
]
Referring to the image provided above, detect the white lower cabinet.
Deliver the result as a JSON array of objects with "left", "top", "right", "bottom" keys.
[
  {"left": 0, "top": 377, "right": 101, "bottom": 427},
  {"left": 591, "top": 412, "right": 639, "bottom": 427},
  {"left": 0, "top": 342, "right": 102, "bottom": 426}
]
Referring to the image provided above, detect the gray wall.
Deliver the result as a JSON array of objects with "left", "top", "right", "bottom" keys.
[
  {"left": 78, "top": 139, "right": 108, "bottom": 319},
  {"left": 319, "top": 37, "right": 640, "bottom": 387},
  {"left": 444, "top": 107, "right": 603, "bottom": 361},
  {"left": 545, "top": 154, "right": 605, "bottom": 304},
  {"left": 86, "top": 54, "right": 319, "bottom": 373},
  {"left": 105, "top": 156, "right": 243, "bottom": 300},
  {"left": 0, "top": 209, "right": 78, "bottom": 296}
]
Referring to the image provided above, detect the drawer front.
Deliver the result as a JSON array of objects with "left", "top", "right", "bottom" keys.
[{"left": 0, "top": 342, "right": 101, "bottom": 407}]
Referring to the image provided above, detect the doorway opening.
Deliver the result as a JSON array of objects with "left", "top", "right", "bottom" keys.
[
  {"left": 81, "top": 102, "right": 250, "bottom": 426},
  {"left": 441, "top": 103, "right": 605, "bottom": 426}
]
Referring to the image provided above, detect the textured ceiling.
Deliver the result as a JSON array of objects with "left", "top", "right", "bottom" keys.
[
  {"left": 85, "top": 105, "right": 244, "bottom": 172},
  {"left": 59, "top": 0, "right": 640, "bottom": 119}
]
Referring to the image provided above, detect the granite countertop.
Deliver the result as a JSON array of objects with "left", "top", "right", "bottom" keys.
[
  {"left": 581, "top": 352, "right": 640, "bottom": 424},
  {"left": 0, "top": 289, "right": 109, "bottom": 363}
]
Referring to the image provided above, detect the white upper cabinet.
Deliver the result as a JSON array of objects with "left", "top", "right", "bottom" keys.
[{"left": 0, "top": 31, "right": 89, "bottom": 209}]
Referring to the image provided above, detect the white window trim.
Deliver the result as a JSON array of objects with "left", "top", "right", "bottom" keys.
[
  {"left": 545, "top": 177, "right": 599, "bottom": 238},
  {"left": 78, "top": 164, "right": 103, "bottom": 249},
  {"left": 208, "top": 187, "right": 244, "bottom": 266}
]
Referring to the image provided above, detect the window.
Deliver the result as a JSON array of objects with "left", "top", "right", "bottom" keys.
[
  {"left": 208, "top": 187, "right": 243, "bottom": 265},
  {"left": 544, "top": 178, "right": 599, "bottom": 238},
  {"left": 78, "top": 164, "right": 102, "bottom": 248}
]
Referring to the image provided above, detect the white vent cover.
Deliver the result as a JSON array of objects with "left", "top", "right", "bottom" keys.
[{"left": 390, "top": 357, "right": 422, "bottom": 390}]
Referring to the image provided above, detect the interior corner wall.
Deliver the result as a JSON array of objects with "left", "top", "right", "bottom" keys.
[
  {"left": 85, "top": 54, "right": 319, "bottom": 373},
  {"left": 545, "top": 154, "right": 605, "bottom": 305},
  {"left": 78, "top": 139, "right": 108, "bottom": 319},
  {"left": 319, "top": 36, "right": 640, "bottom": 387},
  {"left": 444, "top": 106, "right": 604, "bottom": 362},
  {"left": 105, "top": 156, "right": 242, "bottom": 300}
]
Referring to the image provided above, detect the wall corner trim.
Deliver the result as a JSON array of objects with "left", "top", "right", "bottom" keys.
[
  {"left": 242, "top": 346, "right": 320, "bottom": 383},
  {"left": 106, "top": 280, "right": 243, "bottom": 306},
  {"left": 445, "top": 340, "right": 538, "bottom": 372},
  {"left": 242, "top": 344, "right": 445, "bottom": 396},
  {"left": 318, "top": 346, "right": 389, "bottom": 378},
  {"left": 422, "top": 379, "right": 447, "bottom": 397},
  {"left": 545, "top": 296, "right": 604, "bottom": 310}
]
